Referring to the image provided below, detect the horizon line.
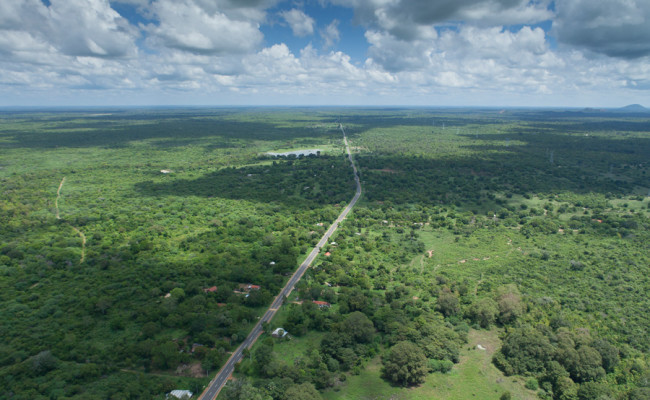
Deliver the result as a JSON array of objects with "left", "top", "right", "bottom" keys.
[{"left": 0, "top": 104, "right": 645, "bottom": 111}]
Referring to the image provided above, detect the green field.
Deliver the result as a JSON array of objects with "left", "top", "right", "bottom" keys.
[{"left": 323, "top": 329, "right": 536, "bottom": 400}]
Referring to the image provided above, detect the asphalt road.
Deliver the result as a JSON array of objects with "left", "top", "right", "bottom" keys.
[{"left": 199, "top": 124, "right": 361, "bottom": 400}]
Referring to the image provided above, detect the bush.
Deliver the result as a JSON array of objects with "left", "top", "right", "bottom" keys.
[
  {"left": 525, "top": 378, "right": 539, "bottom": 390},
  {"left": 428, "top": 359, "right": 453, "bottom": 373}
]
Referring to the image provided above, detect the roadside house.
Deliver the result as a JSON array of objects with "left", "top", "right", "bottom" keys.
[
  {"left": 203, "top": 286, "right": 217, "bottom": 293},
  {"left": 167, "top": 389, "right": 192, "bottom": 399},
  {"left": 237, "top": 284, "right": 261, "bottom": 291},
  {"left": 271, "top": 328, "right": 288, "bottom": 338}
]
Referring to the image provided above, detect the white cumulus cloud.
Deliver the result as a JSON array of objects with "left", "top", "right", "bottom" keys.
[
  {"left": 1, "top": 0, "right": 649, "bottom": 106},
  {"left": 321, "top": 20, "right": 341, "bottom": 49},
  {"left": 0, "top": 0, "right": 138, "bottom": 58},
  {"left": 280, "top": 9, "right": 315, "bottom": 37},
  {"left": 145, "top": 0, "right": 263, "bottom": 55}
]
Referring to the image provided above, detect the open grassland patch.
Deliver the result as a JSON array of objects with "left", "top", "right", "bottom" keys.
[{"left": 324, "top": 329, "right": 535, "bottom": 400}]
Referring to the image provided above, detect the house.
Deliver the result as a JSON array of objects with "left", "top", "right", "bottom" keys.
[
  {"left": 312, "top": 300, "right": 331, "bottom": 308},
  {"left": 324, "top": 252, "right": 331, "bottom": 257},
  {"left": 167, "top": 389, "right": 193, "bottom": 399},
  {"left": 203, "top": 286, "right": 217, "bottom": 293},
  {"left": 160, "top": 169, "right": 172, "bottom": 174},
  {"left": 271, "top": 328, "right": 288, "bottom": 338},
  {"left": 238, "top": 284, "right": 261, "bottom": 291}
]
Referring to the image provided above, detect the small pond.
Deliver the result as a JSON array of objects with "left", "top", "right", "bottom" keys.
[{"left": 266, "top": 149, "right": 322, "bottom": 157}]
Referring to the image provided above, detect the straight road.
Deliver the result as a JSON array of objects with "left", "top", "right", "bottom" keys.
[{"left": 199, "top": 124, "right": 361, "bottom": 400}]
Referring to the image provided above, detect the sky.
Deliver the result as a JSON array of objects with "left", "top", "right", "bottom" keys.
[{"left": 1, "top": 0, "right": 649, "bottom": 107}]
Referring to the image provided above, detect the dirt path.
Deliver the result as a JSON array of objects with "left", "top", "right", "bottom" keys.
[
  {"left": 55, "top": 177, "right": 66, "bottom": 220},
  {"left": 71, "top": 226, "right": 86, "bottom": 263},
  {"left": 54, "top": 177, "right": 86, "bottom": 264},
  {"left": 473, "top": 272, "right": 484, "bottom": 296}
]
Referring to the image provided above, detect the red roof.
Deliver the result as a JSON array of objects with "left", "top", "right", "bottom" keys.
[
  {"left": 325, "top": 252, "right": 331, "bottom": 256},
  {"left": 203, "top": 286, "right": 218, "bottom": 293},
  {"left": 312, "top": 300, "right": 331, "bottom": 307},
  {"left": 238, "top": 283, "right": 261, "bottom": 290}
]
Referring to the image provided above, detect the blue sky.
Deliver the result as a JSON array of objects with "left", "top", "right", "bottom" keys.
[{"left": 1, "top": 0, "right": 649, "bottom": 107}]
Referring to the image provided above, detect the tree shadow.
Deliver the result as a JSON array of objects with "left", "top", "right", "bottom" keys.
[
  {"left": 354, "top": 120, "right": 650, "bottom": 211},
  {"left": 134, "top": 155, "right": 356, "bottom": 208},
  {"left": 0, "top": 109, "right": 339, "bottom": 149}
]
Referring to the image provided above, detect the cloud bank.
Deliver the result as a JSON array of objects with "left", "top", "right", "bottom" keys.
[{"left": 0, "top": 0, "right": 648, "bottom": 106}]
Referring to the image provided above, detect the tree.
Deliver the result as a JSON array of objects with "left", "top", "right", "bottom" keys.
[
  {"left": 253, "top": 343, "right": 275, "bottom": 377},
  {"left": 141, "top": 322, "right": 159, "bottom": 339},
  {"left": 94, "top": 297, "right": 112, "bottom": 315},
  {"left": 31, "top": 350, "right": 58, "bottom": 375},
  {"left": 220, "top": 379, "right": 271, "bottom": 400},
  {"left": 496, "top": 290, "right": 525, "bottom": 324},
  {"left": 468, "top": 298, "right": 499, "bottom": 328},
  {"left": 284, "top": 305, "right": 308, "bottom": 336},
  {"left": 541, "top": 360, "right": 570, "bottom": 389},
  {"left": 566, "top": 346, "right": 605, "bottom": 383},
  {"left": 436, "top": 288, "right": 460, "bottom": 317},
  {"left": 283, "top": 383, "right": 322, "bottom": 400},
  {"left": 339, "top": 288, "right": 370, "bottom": 314},
  {"left": 340, "top": 311, "right": 375, "bottom": 343},
  {"left": 577, "top": 382, "right": 613, "bottom": 400},
  {"left": 591, "top": 339, "right": 619, "bottom": 373},
  {"left": 151, "top": 342, "right": 180, "bottom": 370},
  {"left": 629, "top": 388, "right": 650, "bottom": 400},
  {"left": 498, "top": 327, "right": 554, "bottom": 375},
  {"left": 554, "top": 376, "right": 578, "bottom": 400},
  {"left": 382, "top": 341, "right": 428, "bottom": 386},
  {"left": 202, "top": 349, "right": 223, "bottom": 375},
  {"left": 170, "top": 287, "right": 185, "bottom": 301}
]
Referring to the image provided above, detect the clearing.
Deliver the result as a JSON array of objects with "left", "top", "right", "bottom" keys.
[{"left": 323, "top": 329, "right": 536, "bottom": 400}]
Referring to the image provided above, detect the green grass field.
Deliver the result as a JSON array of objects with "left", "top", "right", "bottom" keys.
[{"left": 323, "top": 329, "right": 536, "bottom": 400}]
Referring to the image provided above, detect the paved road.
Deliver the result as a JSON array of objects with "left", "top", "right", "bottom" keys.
[{"left": 199, "top": 124, "right": 361, "bottom": 400}]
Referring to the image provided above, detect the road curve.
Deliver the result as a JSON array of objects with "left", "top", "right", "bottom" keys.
[{"left": 199, "top": 124, "right": 361, "bottom": 400}]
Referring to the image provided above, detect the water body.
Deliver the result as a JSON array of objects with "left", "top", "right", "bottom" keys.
[{"left": 266, "top": 149, "right": 322, "bottom": 157}]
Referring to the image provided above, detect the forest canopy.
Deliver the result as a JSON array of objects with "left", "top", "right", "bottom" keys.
[{"left": 1, "top": 107, "right": 648, "bottom": 399}]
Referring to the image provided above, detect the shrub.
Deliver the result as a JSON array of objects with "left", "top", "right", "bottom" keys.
[
  {"left": 428, "top": 359, "right": 454, "bottom": 373},
  {"left": 525, "top": 378, "right": 539, "bottom": 390}
]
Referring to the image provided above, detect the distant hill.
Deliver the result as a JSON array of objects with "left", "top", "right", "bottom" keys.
[
  {"left": 579, "top": 104, "right": 649, "bottom": 114},
  {"left": 616, "top": 104, "right": 648, "bottom": 112}
]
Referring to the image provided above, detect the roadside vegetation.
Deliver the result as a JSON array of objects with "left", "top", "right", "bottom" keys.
[{"left": 1, "top": 108, "right": 648, "bottom": 399}]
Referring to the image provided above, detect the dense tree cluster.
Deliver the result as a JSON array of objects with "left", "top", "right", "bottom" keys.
[{"left": 493, "top": 324, "right": 628, "bottom": 399}]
